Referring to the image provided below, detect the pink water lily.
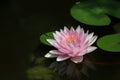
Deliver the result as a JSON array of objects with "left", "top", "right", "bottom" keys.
[{"left": 45, "top": 26, "right": 97, "bottom": 63}]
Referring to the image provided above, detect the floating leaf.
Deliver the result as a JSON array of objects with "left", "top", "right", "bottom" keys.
[
  {"left": 97, "top": 33, "right": 120, "bottom": 52},
  {"left": 70, "top": 0, "right": 120, "bottom": 26},
  {"left": 70, "top": 1, "right": 110, "bottom": 26},
  {"left": 40, "top": 32, "right": 54, "bottom": 46},
  {"left": 105, "top": 1, "right": 120, "bottom": 18}
]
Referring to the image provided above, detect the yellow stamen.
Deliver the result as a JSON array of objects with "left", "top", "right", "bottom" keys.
[{"left": 64, "top": 36, "right": 77, "bottom": 43}]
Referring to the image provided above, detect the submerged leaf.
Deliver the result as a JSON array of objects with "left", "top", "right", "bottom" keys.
[
  {"left": 35, "top": 57, "right": 47, "bottom": 65},
  {"left": 27, "top": 66, "right": 53, "bottom": 80},
  {"left": 27, "top": 66, "right": 61, "bottom": 80}
]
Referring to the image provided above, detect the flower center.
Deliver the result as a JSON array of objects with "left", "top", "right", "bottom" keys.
[{"left": 64, "top": 36, "right": 77, "bottom": 43}]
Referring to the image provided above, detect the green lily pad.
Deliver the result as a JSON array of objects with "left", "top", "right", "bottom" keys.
[
  {"left": 108, "top": 8, "right": 120, "bottom": 18},
  {"left": 40, "top": 32, "right": 54, "bottom": 46},
  {"left": 97, "top": 33, "right": 120, "bottom": 52},
  {"left": 70, "top": 0, "right": 120, "bottom": 26},
  {"left": 70, "top": 1, "right": 110, "bottom": 26},
  {"left": 104, "top": 1, "right": 120, "bottom": 18}
]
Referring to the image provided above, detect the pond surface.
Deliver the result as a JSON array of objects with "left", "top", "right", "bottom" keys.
[{"left": 0, "top": 0, "right": 119, "bottom": 80}]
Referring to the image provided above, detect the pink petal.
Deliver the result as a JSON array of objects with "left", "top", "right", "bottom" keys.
[
  {"left": 60, "top": 29, "right": 66, "bottom": 37},
  {"left": 47, "top": 39, "right": 56, "bottom": 44},
  {"left": 49, "top": 50, "right": 62, "bottom": 54},
  {"left": 61, "top": 29, "right": 69, "bottom": 38},
  {"left": 79, "top": 34, "right": 90, "bottom": 49},
  {"left": 77, "top": 49, "right": 87, "bottom": 56},
  {"left": 45, "top": 53, "right": 58, "bottom": 58},
  {"left": 63, "top": 26, "right": 69, "bottom": 33},
  {"left": 85, "top": 32, "right": 94, "bottom": 42},
  {"left": 71, "top": 56, "right": 83, "bottom": 63},
  {"left": 53, "top": 33, "right": 59, "bottom": 40},
  {"left": 57, "top": 42, "right": 72, "bottom": 51},
  {"left": 55, "top": 31, "right": 62, "bottom": 37},
  {"left": 76, "top": 26, "right": 85, "bottom": 42},
  {"left": 86, "top": 46, "right": 97, "bottom": 53},
  {"left": 53, "top": 33, "right": 61, "bottom": 43},
  {"left": 58, "top": 48, "right": 72, "bottom": 54},
  {"left": 88, "top": 35, "right": 98, "bottom": 46},
  {"left": 67, "top": 43, "right": 75, "bottom": 49},
  {"left": 63, "top": 28, "right": 70, "bottom": 37},
  {"left": 86, "top": 30, "right": 89, "bottom": 35},
  {"left": 70, "top": 27, "right": 75, "bottom": 33},
  {"left": 57, "top": 55, "right": 70, "bottom": 61},
  {"left": 76, "top": 25, "right": 81, "bottom": 33},
  {"left": 78, "top": 28, "right": 85, "bottom": 45},
  {"left": 47, "top": 39, "right": 59, "bottom": 48},
  {"left": 80, "top": 35, "right": 87, "bottom": 47}
]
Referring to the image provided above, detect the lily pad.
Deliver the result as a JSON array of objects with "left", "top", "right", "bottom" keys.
[
  {"left": 71, "top": 1, "right": 110, "bottom": 26},
  {"left": 97, "top": 33, "right": 120, "bottom": 52},
  {"left": 70, "top": 0, "right": 120, "bottom": 26},
  {"left": 40, "top": 32, "right": 54, "bottom": 46},
  {"left": 105, "top": 1, "right": 120, "bottom": 18}
]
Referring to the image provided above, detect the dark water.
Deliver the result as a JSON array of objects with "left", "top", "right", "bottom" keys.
[{"left": 0, "top": 0, "right": 120, "bottom": 80}]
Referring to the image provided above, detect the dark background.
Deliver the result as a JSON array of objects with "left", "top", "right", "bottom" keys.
[
  {"left": 0, "top": 0, "right": 80, "bottom": 80},
  {"left": 0, "top": 0, "right": 120, "bottom": 80}
]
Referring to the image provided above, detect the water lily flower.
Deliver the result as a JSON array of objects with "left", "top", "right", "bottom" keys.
[{"left": 45, "top": 26, "right": 97, "bottom": 63}]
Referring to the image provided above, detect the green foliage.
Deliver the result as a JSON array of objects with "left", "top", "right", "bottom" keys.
[
  {"left": 35, "top": 57, "right": 47, "bottom": 65},
  {"left": 104, "top": 1, "right": 120, "bottom": 18},
  {"left": 97, "top": 33, "right": 120, "bottom": 52},
  {"left": 27, "top": 66, "right": 61, "bottom": 80},
  {"left": 70, "top": 0, "right": 120, "bottom": 26},
  {"left": 40, "top": 32, "right": 54, "bottom": 46},
  {"left": 27, "top": 56, "right": 61, "bottom": 80},
  {"left": 35, "top": 57, "right": 54, "bottom": 66}
]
